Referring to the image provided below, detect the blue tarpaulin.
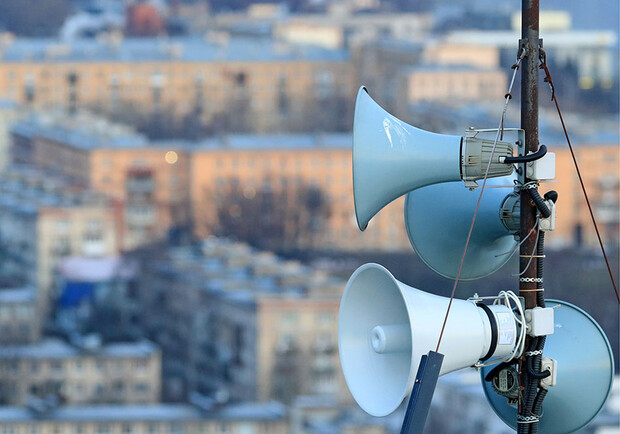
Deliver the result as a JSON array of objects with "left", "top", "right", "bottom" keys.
[{"left": 59, "top": 282, "right": 96, "bottom": 308}]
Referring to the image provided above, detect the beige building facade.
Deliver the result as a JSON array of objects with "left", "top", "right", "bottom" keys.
[
  {"left": 551, "top": 145, "right": 619, "bottom": 249},
  {"left": 0, "top": 37, "right": 354, "bottom": 134},
  {"left": 0, "top": 339, "right": 161, "bottom": 406},
  {"left": 0, "top": 402, "right": 288, "bottom": 434},
  {"left": 190, "top": 136, "right": 410, "bottom": 251},
  {"left": 398, "top": 66, "right": 508, "bottom": 104}
]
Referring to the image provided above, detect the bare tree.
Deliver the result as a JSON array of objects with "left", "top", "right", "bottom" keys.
[{"left": 213, "top": 176, "right": 331, "bottom": 251}]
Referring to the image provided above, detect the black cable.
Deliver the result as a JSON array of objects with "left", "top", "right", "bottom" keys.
[
  {"left": 530, "top": 388, "right": 548, "bottom": 434},
  {"left": 528, "top": 188, "right": 551, "bottom": 218},
  {"left": 504, "top": 145, "right": 547, "bottom": 164},
  {"left": 526, "top": 354, "right": 550, "bottom": 379},
  {"left": 543, "top": 190, "right": 558, "bottom": 203}
]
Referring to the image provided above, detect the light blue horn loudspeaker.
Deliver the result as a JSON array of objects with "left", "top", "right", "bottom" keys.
[
  {"left": 481, "top": 300, "right": 614, "bottom": 434},
  {"left": 353, "top": 86, "right": 514, "bottom": 231},
  {"left": 404, "top": 176, "right": 519, "bottom": 280}
]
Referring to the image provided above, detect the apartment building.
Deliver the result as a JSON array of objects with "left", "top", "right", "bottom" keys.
[
  {"left": 0, "top": 165, "right": 120, "bottom": 316},
  {"left": 0, "top": 35, "right": 354, "bottom": 134},
  {"left": 0, "top": 287, "right": 39, "bottom": 345},
  {"left": 0, "top": 339, "right": 160, "bottom": 406},
  {"left": 11, "top": 114, "right": 190, "bottom": 250},
  {"left": 189, "top": 134, "right": 409, "bottom": 251},
  {"left": 134, "top": 238, "right": 348, "bottom": 404}
]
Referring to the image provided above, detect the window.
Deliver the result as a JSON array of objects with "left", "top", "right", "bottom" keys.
[
  {"left": 50, "top": 361, "right": 63, "bottom": 372},
  {"left": 55, "top": 219, "right": 70, "bottom": 232},
  {"left": 87, "top": 219, "right": 102, "bottom": 232},
  {"left": 280, "top": 312, "right": 299, "bottom": 326},
  {"left": 96, "top": 424, "right": 111, "bottom": 434},
  {"left": 134, "top": 359, "right": 149, "bottom": 370},
  {"left": 15, "top": 305, "right": 31, "bottom": 319},
  {"left": 134, "top": 383, "right": 150, "bottom": 394}
]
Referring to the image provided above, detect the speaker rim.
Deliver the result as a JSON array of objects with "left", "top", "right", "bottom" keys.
[
  {"left": 337, "top": 262, "right": 415, "bottom": 416},
  {"left": 479, "top": 299, "right": 615, "bottom": 433},
  {"left": 353, "top": 86, "right": 369, "bottom": 231}
]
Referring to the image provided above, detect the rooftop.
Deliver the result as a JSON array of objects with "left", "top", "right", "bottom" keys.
[
  {"left": 0, "top": 37, "right": 348, "bottom": 63},
  {"left": 149, "top": 238, "right": 343, "bottom": 303},
  {"left": 0, "top": 165, "right": 107, "bottom": 214},
  {"left": 403, "top": 63, "right": 502, "bottom": 73},
  {"left": 12, "top": 114, "right": 352, "bottom": 151},
  {"left": 191, "top": 133, "right": 352, "bottom": 151},
  {"left": 12, "top": 112, "right": 148, "bottom": 151},
  {"left": 0, "top": 338, "right": 158, "bottom": 360},
  {"left": 0, "top": 287, "right": 36, "bottom": 303},
  {"left": 444, "top": 30, "right": 618, "bottom": 48},
  {"left": 0, "top": 401, "right": 287, "bottom": 422}
]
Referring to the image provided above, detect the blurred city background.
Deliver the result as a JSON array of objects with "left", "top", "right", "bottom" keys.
[{"left": 0, "top": 0, "right": 617, "bottom": 433}]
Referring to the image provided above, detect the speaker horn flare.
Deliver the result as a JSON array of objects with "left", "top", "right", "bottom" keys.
[{"left": 353, "top": 86, "right": 514, "bottom": 231}]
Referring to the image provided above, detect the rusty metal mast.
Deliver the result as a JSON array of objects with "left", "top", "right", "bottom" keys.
[{"left": 519, "top": 0, "right": 541, "bottom": 430}]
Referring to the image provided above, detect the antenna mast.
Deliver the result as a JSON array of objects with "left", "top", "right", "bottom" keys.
[{"left": 519, "top": 0, "right": 542, "bottom": 429}]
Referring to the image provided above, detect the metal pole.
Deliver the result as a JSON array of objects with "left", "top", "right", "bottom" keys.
[
  {"left": 520, "top": 0, "right": 540, "bottom": 302},
  {"left": 519, "top": 0, "right": 540, "bottom": 430}
]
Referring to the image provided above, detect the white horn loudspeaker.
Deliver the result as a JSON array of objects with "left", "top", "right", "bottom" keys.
[
  {"left": 338, "top": 263, "right": 518, "bottom": 417},
  {"left": 353, "top": 86, "right": 515, "bottom": 231}
]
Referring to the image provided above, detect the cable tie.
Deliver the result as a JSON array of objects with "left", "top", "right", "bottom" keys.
[
  {"left": 519, "top": 288, "right": 544, "bottom": 293},
  {"left": 525, "top": 350, "right": 543, "bottom": 356},
  {"left": 517, "top": 415, "right": 540, "bottom": 424},
  {"left": 520, "top": 277, "right": 543, "bottom": 283},
  {"left": 520, "top": 182, "right": 539, "bottom": 190},
  {"left": 519, "top": 254, "right": 546, "bottom": 258}
]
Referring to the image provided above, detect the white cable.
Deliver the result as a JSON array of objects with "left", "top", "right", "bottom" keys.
[
  {"left": 513, "top": 223, "right": 541, "bottom": 277},
  {"left": 494, "top": 218, "right": 539, "bottom": 258}
]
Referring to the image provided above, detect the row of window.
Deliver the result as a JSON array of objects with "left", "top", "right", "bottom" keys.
[
  {"left": 5, "top": 68, "right": 337, "bottom": 84},
  {"left": 0, "top": 358, "right": 151, "bottom": 374},
  {"left": 210, "top": 156, "right": 350, "bottom": 169},
  {"left": 0, "top": 421, "right": 237, "bottom": 434},
  {"left": 0, "top": 305, "right": 33, "bottom": 320}
]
